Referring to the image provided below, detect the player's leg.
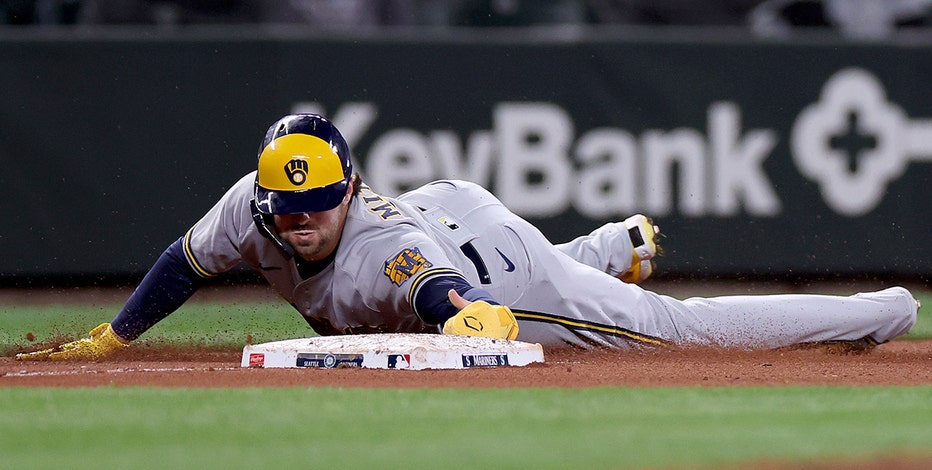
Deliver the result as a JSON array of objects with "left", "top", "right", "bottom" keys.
[
  {"left": 399, "top": 181, "right": 918, "bottom": 350},
  {"left": 402, "top": 181, "right": 660, "bottom": 281},
  {"left": 655, "top": 287, "right": 917, "bottom": 348},
  {"left": 478, "top": 216, "right": 677, "bottom": 349},
  {"left": 555, "top": 222, "right": 632, "bottom": 276},
  {"left": 555, "top": 215, "right": 661, "bottom": 283},
  {"left": 500, "top": 217, "right": 917, "bottom": 349},
  {"left": 397, "top": 181, "right": 658, "bottom": 348}
]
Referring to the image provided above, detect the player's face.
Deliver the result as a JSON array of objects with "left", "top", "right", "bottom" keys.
[{"left": 273, "top": 189, "right": 352, "bottom": 262}]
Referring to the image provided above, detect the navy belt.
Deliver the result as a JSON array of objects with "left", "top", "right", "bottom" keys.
[{"left": 460, "top": 242, "right": 491, "bottom": 285}]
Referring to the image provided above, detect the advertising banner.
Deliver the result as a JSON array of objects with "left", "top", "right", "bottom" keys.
[{"left": 1, "top": 33, "right": 929, "bottom": 279}]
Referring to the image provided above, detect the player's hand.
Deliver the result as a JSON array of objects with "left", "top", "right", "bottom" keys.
[
  {"left": 442, "top": 290, "right": 519, "bottom": 340},
  {"left": 15, "top": 323, "right": 129, "bottom": 361}
]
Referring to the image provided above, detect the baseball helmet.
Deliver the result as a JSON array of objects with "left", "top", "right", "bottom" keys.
[
  {"left": 253, "top": 113, "right": 353, "bottom": 215},
  {"left": 250, "top": 114, "right": 353, "bottom": 258}
]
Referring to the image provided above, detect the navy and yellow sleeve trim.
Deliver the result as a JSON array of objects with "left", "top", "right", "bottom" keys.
[
  {"left": 183, "top": 226, "right": 218, "bottom": 278},
  {"left": 512, "top": 309, "right": 670, "bottom": 347},
  {"left": 406, "top": 267, "right": 500, "bottom": 325},
  {"left": 407, "top": 267, "right": 465, "bottom": 307}
]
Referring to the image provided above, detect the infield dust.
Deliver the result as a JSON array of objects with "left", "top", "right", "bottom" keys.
[
  {"left": 2, "top": 282, "right": 929, "bottom": 388},
  {"left": 2, "top": 339, "right": 930, "bottom": 388}
]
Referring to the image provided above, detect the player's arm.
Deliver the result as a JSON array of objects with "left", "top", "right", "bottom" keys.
[
  {"left": 16, "top": 237, "right": 205, "bottom": 361},
  {"left": 412, "top": 275, "right": 518, "bottom": 340},
  {"left": 17, "top": 173, "right": 254, "bottom": 361},
  {"left": 110, "top": 236, "right": 205, "bottom": 340}
]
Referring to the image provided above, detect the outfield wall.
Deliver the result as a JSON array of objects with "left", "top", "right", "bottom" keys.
[{"left": 1, "top": 29, "right": 929, "bottom": 281}]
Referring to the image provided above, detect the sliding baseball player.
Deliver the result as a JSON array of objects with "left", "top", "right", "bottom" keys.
[{"left": 18, "top": 114, "right": 919, "bottom": 360}]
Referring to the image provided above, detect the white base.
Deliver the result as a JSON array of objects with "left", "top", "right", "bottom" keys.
[{"left": 241, "top": 333, "right": 545, "bottom": 370}]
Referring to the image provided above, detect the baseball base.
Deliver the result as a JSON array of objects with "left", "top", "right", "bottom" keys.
[{"left": 242, "top": 333, "right": 545, "bottom": 370}]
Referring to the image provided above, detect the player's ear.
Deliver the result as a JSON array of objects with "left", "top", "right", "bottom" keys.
[{"left": 343, "top": 174, "right": 356, "bottom": 200}]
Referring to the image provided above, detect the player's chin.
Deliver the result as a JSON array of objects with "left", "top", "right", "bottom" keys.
[{"left": 290, "top": 240, "right": 326, "bottom": 259}]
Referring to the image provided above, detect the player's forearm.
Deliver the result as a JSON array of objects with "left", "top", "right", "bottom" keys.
[
  {"left": 110, "top": 237, "right": 203, "bottom": 341},
  {"left": 412, "top": 274, "right": 498, "bottom": 324}
]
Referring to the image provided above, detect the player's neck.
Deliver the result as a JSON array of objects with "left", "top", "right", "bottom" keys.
[{"left": 294, "top": 247, "right": 338, "bottom": 279}]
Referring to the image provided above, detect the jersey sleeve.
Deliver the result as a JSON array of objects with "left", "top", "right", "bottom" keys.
[
  {"left": 110, "top": 237, "right": 203, "bottom": 341},
  {"left": 183, "top": 172, "right": 258, "bottom": 277},
  {"left": 411, "top": 276, "right": 497, "bottom": 324}
]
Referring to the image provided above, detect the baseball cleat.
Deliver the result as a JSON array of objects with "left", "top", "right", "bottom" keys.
[{"left": 618, "top": 214, "right": 662, "bottom": 284}]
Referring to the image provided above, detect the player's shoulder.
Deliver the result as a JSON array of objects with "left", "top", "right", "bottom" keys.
[
  {"left": 230, "top": 171, "right": 257, "bottom": 193},
  {"left": 351, "top": 186, "right": 411, "bottom": 223},
  {"left": 341, "top": 187, "right": 425, "bottom": 253},
  {"left": 214, "top": 171, "right": 257, "bottom": 205},
  {"left": 192, "top": 171, "right": 257, "bottom": 234}
]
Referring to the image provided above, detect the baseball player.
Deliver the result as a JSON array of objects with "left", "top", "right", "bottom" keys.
[{"left": 17, "top": 114, "right": 919, "bottom": 360}]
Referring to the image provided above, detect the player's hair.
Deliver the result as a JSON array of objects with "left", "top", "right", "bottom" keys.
[{"left": 351, "top": 173, "right": 363, "bottom": 196}]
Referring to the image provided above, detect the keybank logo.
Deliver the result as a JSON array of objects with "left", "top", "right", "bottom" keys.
[
  {"left": 293, "top": 68, "right": 928, "bottom": 218},
  {"left": 792, "top": 68, "right": 932, "bottom": 216}
]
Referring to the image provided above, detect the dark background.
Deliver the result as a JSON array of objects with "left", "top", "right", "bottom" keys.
[{"left": 1, "top": 26, "right": 929, "bottom": 286}]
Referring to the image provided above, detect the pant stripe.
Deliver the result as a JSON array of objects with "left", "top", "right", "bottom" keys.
[{"left": 513, "top": 310, "right": 669, "bottom": 347}]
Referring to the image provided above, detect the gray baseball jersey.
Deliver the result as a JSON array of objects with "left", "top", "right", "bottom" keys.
[{"left": 184, "top": 173, "right": 917, "bottom": 349}]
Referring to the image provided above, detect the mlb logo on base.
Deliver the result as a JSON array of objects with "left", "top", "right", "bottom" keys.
[{"left": 388, "top": 354, "right": 411, "bottom": 369}]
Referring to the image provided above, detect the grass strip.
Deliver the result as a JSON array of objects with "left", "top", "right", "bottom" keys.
[
  {"left": 0, "top": 386, "right": 929, "bottom": 469},
  {"left": 2, "top": 291, "right": 929, "bottom": 353},
  {"left": 0, "top": 301, "right": 308, "bottom": 352}
]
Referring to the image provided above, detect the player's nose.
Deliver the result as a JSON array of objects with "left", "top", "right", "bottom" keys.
[
  {"left": 277, "top": 212, "right": 311, "bottom": 228},
  {"left": 285, "top": 212, "right": 311, "bottom": 223}
]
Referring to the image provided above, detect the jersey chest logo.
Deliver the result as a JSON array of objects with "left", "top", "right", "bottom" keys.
[{"left": 384, "top": 247, "right": 433, "bottom": 286}]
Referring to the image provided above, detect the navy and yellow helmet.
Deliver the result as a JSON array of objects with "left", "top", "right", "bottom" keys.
[{"left": 253, "top": 114, "right": 353, "bottom": 215}]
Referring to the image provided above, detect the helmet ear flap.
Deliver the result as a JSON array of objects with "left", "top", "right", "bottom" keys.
[{"left": 249, "top": 198, "right": 295, "bottom": 259}]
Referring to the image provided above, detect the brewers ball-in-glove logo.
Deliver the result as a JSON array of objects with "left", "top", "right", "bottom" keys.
[
  {"left": 284, "top": 158, "right": 309, "bottom": 185},
  {"left": 384, "top": 247, "right": 432, "bottom": 286}
]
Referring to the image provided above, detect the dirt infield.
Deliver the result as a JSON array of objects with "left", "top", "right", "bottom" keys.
[
  {"left": 2, "top": 339, "right": 930, "bottom": 388},
  {"left": 2, "top": 283, "right": 929, "bottom": 388}
]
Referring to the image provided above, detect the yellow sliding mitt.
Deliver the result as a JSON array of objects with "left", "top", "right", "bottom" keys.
[
  {"left": 442, "top": 290, "right": 519, "bottom": 340},
  {"left": 16, "top": 323, "right": 129, "bottom": 361}
]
